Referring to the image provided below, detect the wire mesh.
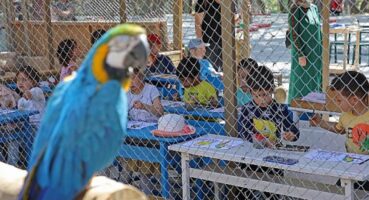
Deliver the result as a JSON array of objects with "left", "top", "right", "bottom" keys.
[{"left": 0, "top": 0, "right": 369, "bottom": 199}]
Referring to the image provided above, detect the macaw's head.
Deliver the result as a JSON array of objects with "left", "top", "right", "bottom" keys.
[{"left": 91, "top": 24, "right": 149, "bottom": 91}]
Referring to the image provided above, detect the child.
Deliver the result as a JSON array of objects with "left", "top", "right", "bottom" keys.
[
  {"left": 16, "top": 65, "right": 46, "bottom": 126},
  {"left": 330, "top": 0, "right": 343, "bottom": 16},
  {"left": 310, "top": 71, "right": 369, "bottom": 154},
  {"left": 91, "top": 29, "right": 106, "bottom": 45},
  {"left": 237, "top": 58, "right": 259, "bottom": 107},
  {"left": 0, "top": 84, "right": 20, "bottom": 163},
  {"left": 0, "top": 84, "right": 20, "bottom": 109},
  {"left": 4, "top": 66, "right": 46, "bottom": 168},
  {"left": 188, "top": 38, "right": 224, "bottom": 91},
  {"left": 176, "top": 57, "right": 218, "bottom": 108},
  {"left": 51, "top": 0, "right": 76, "bottom": 21},
  {"left": 117, "top": 68, "right": 163, "bottom": 192},
  {"left": 239, "top": 65, "right": 299, "bottom": 146},
  {"left": 127, "top": 68, "right": 164, "bottom": 122},
  {"left": 146, "top": 34, "right": 175, "bottom": 75},
  {"left": 57, "top": 39, "right": 79, "bottom": 81}
]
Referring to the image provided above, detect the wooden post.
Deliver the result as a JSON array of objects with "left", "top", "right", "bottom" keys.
[
  {"left": 241, "top": 0, "right": 251, "bottom": 58},
  {"left": 119, "top": 0, "right": 127, "bottom": 23},
  {"left": 321, "top": 0, "right": 330, "bottom": 121},
  {"left": 220, "top": 0, "right": 238, "bottom": 137},
  {"left": 21, "top": 0, "right": 32, "bottom": 56},
  {"left": 20, "top": 0, "right": 30, "bottom": 20},
  {"left": 44, "top": 0, "right": 54, "bottom": 69},
  {"left": 322, "top": 0, "right": 330, "bottom": 92},
  {"left": 3, "top": 0, "right": 15, "bottom": 52},
  {"left": 173, "top": 0, "right": 183, "bottom": 51}
]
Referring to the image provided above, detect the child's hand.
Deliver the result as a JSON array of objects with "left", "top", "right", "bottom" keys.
[
  {"left": 147, "top": 57, "right": 153, "bottom": 66},
  {"left": 209, "top": 97, "right": 218, "bottom": 108},
  {"left": 69, "top": 65, "right": 78, "bottom": 72},
  {"left": 264, "top": 139, "right": 277, "bottom": 149},
  {"left": 310, "top": 114, "right": 321, "bottom": 127},
  {"left": 283, "top": 131, "right": 296, "bottom": 141},
  {"left": 185, "top": 103, "right": 195, "bottom": 111},
  {"left": 299, "top": 56, "right": 307, "bottom": 67},
  {"left": 133, "top": 101, "right": 145, "bottom": 110},
  {"left": 23, "top": 90, "right": 32, "bottom": 100},
  {"left": 189, "top": 95, "right": 198, "bottom": 105}
]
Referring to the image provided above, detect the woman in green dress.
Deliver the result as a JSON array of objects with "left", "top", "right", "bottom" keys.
[{"left": 288, "top": 0, "right": 322, "bottom": 103}]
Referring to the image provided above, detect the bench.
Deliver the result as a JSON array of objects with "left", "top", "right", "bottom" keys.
[{"left": 0, "top": 162, "right": 147, "bottom": 200}]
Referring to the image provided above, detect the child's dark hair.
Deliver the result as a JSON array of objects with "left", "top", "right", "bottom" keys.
[
  {"left": 56, "top": 39, "right": 77, "bottom": 67},
  {"left": 91, "top": 29, "right": 106, "bottom": 45},
  {"left": 238, "top": 58, "right": 258, "bottom": 70},
  {"left": 176, "top": 57, "right": 200, "bottom": 79},
  {"left": 247, "top": 65, "right": 275, "bottom": 91},
  {"left": 330, "top": 71, "right": 369, "bottom": 99},
  {"left": 16, "top": 65, "right": 41, "bottom": 83},
  {"left": 132, "top": 67, "right": 144, "bottom": 78}
]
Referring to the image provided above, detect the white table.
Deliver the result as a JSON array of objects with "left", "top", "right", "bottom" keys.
[{"left": 169, "top": 128, "right": 369, "bottom": 200}]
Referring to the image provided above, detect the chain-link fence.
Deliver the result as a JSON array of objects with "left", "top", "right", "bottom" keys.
[{"left": 1, "top": 0, "right": 369, "bottom": 199}]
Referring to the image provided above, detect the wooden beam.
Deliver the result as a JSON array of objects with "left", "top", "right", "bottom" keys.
[
  {"left": 241, "top": 0, "right": 251, "bottom": 58},
  {"left": 322, "top": 0, "right": 330, "bottom": 92},
  {"left": 3, "top": 0, "right": 15, "bottom": 52},
  {"left": 173, "top": 0, "right": 183, "bottom": 51},
  {"left": 6, "top": 0, "right": 16, "bottom": 22},
  {"left": 220, "top": 0, "right": 238, "bottom": 137},
  {"left": 119, "top": 0, "right": 127, "bottom": 23},
  {"left": 21, "top": 0, "right": 32, "bottom": 56},
  {"left": 0, "top": 162, "right": 148, "bottom": 200},
  {"left": 44, "top": 0, "right": 54, "bottom": 69}
]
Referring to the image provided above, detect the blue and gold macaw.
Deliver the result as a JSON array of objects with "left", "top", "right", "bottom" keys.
[{"left": 18, "top": 24, "right": 149, "bottom": 200}]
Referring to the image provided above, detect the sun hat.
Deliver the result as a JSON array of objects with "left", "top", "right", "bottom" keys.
[
  {"left": 152, "top": 114, "right": 196, "bottom": 137},
  {"left": 147, "top": 33, "right": 162, "bottom": 45},
  {"left": 188, "top": 38, "right": 210, "bottom": 49}
]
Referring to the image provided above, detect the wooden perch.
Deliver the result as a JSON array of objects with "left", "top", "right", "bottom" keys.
[{"left": 0, "top": 162, "right": 147, "bottom": 200}]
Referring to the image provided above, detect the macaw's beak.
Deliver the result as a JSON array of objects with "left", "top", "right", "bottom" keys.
[
  {"left": 104, "top": 34, "right": 149, "bottom": 87},
  {"left": 122, "top": 78, "right": 131, "bottom": 92}
]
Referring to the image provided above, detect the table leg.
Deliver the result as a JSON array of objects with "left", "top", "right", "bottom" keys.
[
  {"left": 160, "top": 143, "right": 170, "bottom": 199},
  {"left": 181, "top": 153, "right": 191, "bottom": 200},
  {"left": 292, "top": 110, "right": 301, "bottom": 127},
  {"left": 341, "top": 179, "right": 354, "bottom": 200},
  {"left": 343, "top": 32, "right": 348, "bottom": 70},
  {"left": 354, "top": 29, "right": 360, "bottom": 69},
  {"left": 23, "top": 121, "right": 34, "bottom": 168},
  {"left": 214, "top": 182, "right": 220, "bottom": 200}
]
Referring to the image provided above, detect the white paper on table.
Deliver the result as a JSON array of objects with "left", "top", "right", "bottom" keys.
[
  {"left": 182, "top": 137, "right": 244, "bottom": 150},
  {"left": 304, "top": 149, "right": 369, "bottom": 164},
  {"left": 209, "top": 107, "right": 242, "bottom": 113},
  {"left": 0, "top": 109, "right": 16, "bottom": 115},
  {"left": 161, "top": 100, "right": 185, "bottom": 107},
  {"left": 301, "top": 92, "right": 326, "bottom": 104},
  {"left": 127, "top": 121, "right": 157, "bottom": 129},
  {"left": 151, "top": 74, "right": 177, "bottom": 79},
  {"left": 209, "top": 107, "right": 224, "bottom": 113}
]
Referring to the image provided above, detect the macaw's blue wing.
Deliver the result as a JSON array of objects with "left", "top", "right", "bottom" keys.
[{"left": 22, "top": 80, "right": 127, "bottom": 200}]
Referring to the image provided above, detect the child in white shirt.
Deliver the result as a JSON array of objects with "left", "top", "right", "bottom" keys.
[
  {"left": 16, "top": 65, "right": 46, "bottom": 126},
  {"left": 2, "top": 66, "right": 46, "bottom": 167}
]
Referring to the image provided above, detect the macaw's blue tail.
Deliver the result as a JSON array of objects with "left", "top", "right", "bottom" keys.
[
  {"left": 17, "top": 149, "right": 80, "bottom": 200},
  {"left": 18, "top": 148, "right": 88, "bottom": 200},
  {"left": 18, "top": 149, "right": 45, "bottom": 200}
]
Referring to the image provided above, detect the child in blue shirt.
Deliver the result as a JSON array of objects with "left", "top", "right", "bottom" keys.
[
  {"left": 188, "top": 39, "right": 223, "bottom": 91},
  {"left": 237, "top": 58, "right": 258, "bottom": 106},
  {"left": 238, "top": 65, "right": 299, "bottom": 147},
  {"left": 146, "top": 34, "right": 175, "bottom": 75}
]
